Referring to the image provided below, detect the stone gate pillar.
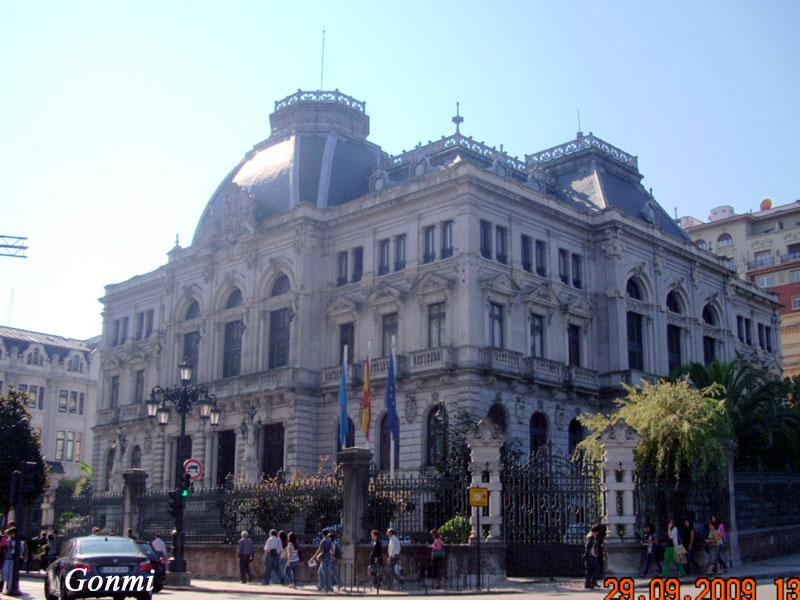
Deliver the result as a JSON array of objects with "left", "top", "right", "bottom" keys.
[
  {"left": 338, "top": 448, "right": 372, "bottom": 567},
  {"left": 466, "top": 418, "right": 506, "bottom": 542},
  {"left": 122, "top": 469, "right": 148, "bottom": 537},
  {"left": 599, "top": 419, "right": 640, "bottom": 575}
]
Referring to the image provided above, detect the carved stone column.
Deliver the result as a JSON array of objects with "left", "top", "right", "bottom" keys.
[{"left": 467, "top": 418, "right": 506, "bottom": 541}]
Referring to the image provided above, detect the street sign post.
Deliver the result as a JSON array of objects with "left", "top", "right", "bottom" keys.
[
  {"left": 469, "top": 487, "right": 489, "bottom": 590},
  {"left": 182, "top": 458, "right": 204, "bottom": 481}
]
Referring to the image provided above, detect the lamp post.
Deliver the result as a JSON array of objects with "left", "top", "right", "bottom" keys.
[{"left": 147, "top": 360, "right": 220, "bottom": 574}]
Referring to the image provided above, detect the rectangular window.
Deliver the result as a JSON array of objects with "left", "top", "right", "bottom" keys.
[
  {"left": 18, "top": 383, "right": 29, "bottom": 407},
  {"left": 758, "top": 323, "right": 765, "bottom": 350},
  {"left": 558, "top": 249, "right": 570, "bottom": 284},
  {"left": 79, "top": 392, "right": 84, "bottom": 415},
  {"left": 60, "top": 389, "right": 69, "bottom": 412},
  {"left": 222, "top": 320, "right": 243, "bottom": 378},
  {"left": 381, "top": 313, "right": 398, "bottom": 358},
  {"left": 667, "top": 324, "right": 682, "bottom": 373},
  {"left": 703, "top": 336, "right": 716, "bottom": 365},
  {"left": 38, "top": 386, "right": 44, "bottom": 410},
  {"left": 145, "top": 309, "right": 154, "bottom": 337},
  {"left": 65, "top": 431, "right": 75, "bottom": 461},
  {"left": 394, "top": 235, "right": 406, "bottom": 271},
  {"left": 745, "top": 318, "right": 753, "bottom": 346},
  {"left": 337, "top": 251, "right": 348, "bottom": 286},
  {"left": 55, "top": 431, "right": 65, "bottom": 461},
  {"left": 378, "top": 239, "right": 390, "bottom": 275},
  {"left": 423, "top": 225, "right": 436, "bottom": 263},
  {"left": 571, "top": 254, "right": 583, "bottom": 288},
  {"left": 535, "top": 240, "right": 547, "bottom": 276},
  {"left": 134, "top": 370, "right": 145, "bottom": 404},
  {"left": 27, "top": 385, "right": 38, "bottom": 409},
  {"left": 480, "top": 220, "right": 492, "bottom": 259},
  {"left": 756, "top": 275, "right": 775, "bottom": 288},
  {"left": 627, "top": 312, "right": 644, "bottom": 371},
  {"left": 567, "top": 324, "right": 581, "bottom": 367},
  {"left": 339, "top": 323, "right": 355, "bottom": 364},
  {"left": 69, "top": 391, "right": 78, "bottom": 414},
  {"left": 737, "top": 316, "right": 745, "bottom": 342},
  {"left": 134, "top": 311, "right": 144, "bottom": 340},
  {"left": 794, "top": 297, "right": 800, "bottom": 311},
  {"left": 495, "top": 226, "right": 508, "bottom": 264},
  {"left": 352, "top": 247, "right": 363, "bottom": 283},
  {"left": 112, "top": 319, "right": 120, "bottom": 346},
  {"left": 521, "top": 235, "right": 532, "bottom": 272},
  {"left": 427, "top": 302, "right": 447, "bottom": 348},
  {"left": 530, "top": 314, "right": 544, "bottom": 358},
  {"left": 183, "top": 330, "right": 200, "bottom": 383},
  {"left": 753, "top": 250, "right": 772, "bottom": 267},
  {"left": 766, "top": 326, "right": 773, "bottom": 353},
  {"left": 268, "top": 308, "right": 291, "bottom": 369},
  {"left": 441, "top": 220, "right": 454, "bottom": 259},
  {"left": 120, "top": 317, "right": 129, "bottom": 344},
  {"left": 489, "top": 303, "right": 504, "bottom": 348},
  {"left": 75, "top": 433, "right": 82, "bottom": 462}
]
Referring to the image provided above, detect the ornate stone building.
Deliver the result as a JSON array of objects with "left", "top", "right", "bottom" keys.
[{"left": 93, "top": 90, "right": 781, "bottom": 492}]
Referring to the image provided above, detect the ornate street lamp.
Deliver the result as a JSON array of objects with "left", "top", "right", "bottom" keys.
[{"left": 146, "top": 359, "right": 220, "bottom": 574}]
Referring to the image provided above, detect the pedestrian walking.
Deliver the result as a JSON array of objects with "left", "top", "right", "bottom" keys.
[
  {"left": 235, "top": 531, "right": 255, "bottom": 583},
  {"left": 386, "top": 528, "right": 404, "bottom": 588},
  {"left": 429, "top": 529, "right": 445, "bottom": 590},
  {"left": 151, "top": 534, "right": 166, "bottom": 566},
  {"left": 328, "top": 531, "right": 342, "bottom": 591},
  {"left": 312, "top": 528, "right": 333, "bottom": 593},
  {"left": 710, "top": 516, "right": 728, "bottom": 572},
  {"left": 278, "top": 530, "right": 289, "bottom": 584},
  {"left": 2, "top": 528, "right": 19, "bottom": 595},
  {"left": 683, "top": 518, "right": 701, "bottom": 573},
  {"left": 584, "top": 526, "right": 600, "bottom": 588},
  {"left": 661, "top": 519, "right": 686, "bottom": 578},
  {"left": 285, "top": 532, "right": 301, "bottom": 588},
  {"left": 263, "top": 529, "right": 282, "bottom": 585},
  {"left": 369, "top": 529, "right": 383, "bottom": 591},
  {"left": 45, "top": 534, "right": 58, "bottom": 569},
  {"left": 705, "top": 517, "right": 722, "bottom": 574},
  {"left": 640, "top": 524, "right": 661, "bottom": 576}
]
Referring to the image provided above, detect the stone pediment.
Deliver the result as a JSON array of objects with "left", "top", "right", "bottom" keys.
[
  {"left": 479, "top": 273, "right": 520, "bottom": 297},
  {"left": 413, "top": 272, "right": 453, "bottom": 296},
  {"left": 366, "top": 282, "right": 405, "bottom": 307},
  {"left": 326, "top": 295, "right": 359, "bottom": 317},
  {"left": 561, "top": 294, "right": 595, "bottom": 318},
  {"left": 101, "top": 354, "right": 122, "bottom": 370},
  {"left": 524, "top": 282, "right": 559, "bottom": 307}
]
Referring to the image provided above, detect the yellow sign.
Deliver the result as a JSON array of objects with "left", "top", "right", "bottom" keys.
[{"left": 469, "top": 487, "right": 489, "bottom": 507}]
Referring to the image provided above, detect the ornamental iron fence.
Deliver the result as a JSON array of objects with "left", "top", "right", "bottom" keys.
[
  {"left": 56, "top": 492, "right": 124, "bottom": 538},
  {"left": 734, "top": 469, "right": 800, "bottom": 531}
]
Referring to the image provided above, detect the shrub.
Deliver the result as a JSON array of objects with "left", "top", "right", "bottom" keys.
[{"left": 438, "top": 514, "right": 471, "bottom": 544}]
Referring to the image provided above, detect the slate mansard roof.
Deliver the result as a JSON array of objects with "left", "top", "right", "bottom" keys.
[{"left": 192, "top": 89, "right": 689, "bottom": 245}]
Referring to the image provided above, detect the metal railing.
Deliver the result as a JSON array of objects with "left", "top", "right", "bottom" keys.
[
  {"left": 274, "top": 90, "right": 366, "bottom": 113},
  {"left": 734, "top": 470, "right": 800, "bottom": 530}
]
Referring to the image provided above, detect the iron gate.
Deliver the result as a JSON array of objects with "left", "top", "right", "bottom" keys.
[{"left": 501, "top": 445, "right": 602, "bottom": 577}]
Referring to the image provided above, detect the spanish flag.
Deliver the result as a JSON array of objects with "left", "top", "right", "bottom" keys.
[{"left": 362, "top": 345, "right": 372, "bottom": 441}]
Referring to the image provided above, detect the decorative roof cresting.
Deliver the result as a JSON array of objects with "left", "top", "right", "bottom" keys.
[
  {"left": 274, "top": 89, "right": 366, "bottom": 114},
  {"left": 526, "top": 132, "right": 639, "bottom": 172}
]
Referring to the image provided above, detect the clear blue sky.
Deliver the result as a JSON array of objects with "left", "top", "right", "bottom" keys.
[{"left": 1, "top": 0, "right": 798, "bottom": 340}]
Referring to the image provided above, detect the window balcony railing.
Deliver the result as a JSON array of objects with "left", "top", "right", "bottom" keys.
[
  {"left": 408, "top": 347, "right": 456, "bottom": 373},
  {"left": 95, "top": 407, "right": 118, "bottom": 426},
  {"left": 481, "top": 348, "right": 524, "bottom": 376},
  {"left": 321, "top": 363, "right": 363, "bottom": 388},
  {"left": 781, "top": 252, "right": 800, "bottom": 264},
  {"left": 369, "top": 355, "right": 407, "bottom": 380},
  {"left": 567, "top": 365, "right": 599, "bottom": 391},
  {"left": 440, "top": 247, "right": 454, "bottom": 259},
  {"left": 119, "top": 403, "right": 149, "bottom": 422},
  {"left": 747, "top": 256, "right": 775, "bottom": 269},
  {"left": 526, "top": 357, "right": 565, "bottom": 385},
  {"left": 209, "top": 367, "right": 317, "bottom": 396}
]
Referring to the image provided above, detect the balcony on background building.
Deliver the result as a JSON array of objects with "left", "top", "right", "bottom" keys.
[
  {"left": 408, "top": 347, "right": 456, "bottom": 374},
  {"left": 747, "top": 256, "right": 776, "bottom": 270},
  {"left": 119, "top": 403, "right": 149, "bottom": 422},
  {"left": 369, "top": 355, "right": 407, "bottom": 381},
  {"left": 209, "top": 367, "right": 319, "bottom": 397},
  {"left": 321, "top": 363, "right": 363, "bottom": 389},
  {"left": 526, "top": 357, "right": 566, "bottom": 385},
  {"left": 567, "top": 365, "right": 599, "bottom": 391},
  {"left": 95, "top": 407, "right": 118, "bottom": 426},
  {"left": 780, "top": 252, "right": 800, "bottom": 264},
  {"left": 481, "top": 348, "right": 524, "bottom": 376}
]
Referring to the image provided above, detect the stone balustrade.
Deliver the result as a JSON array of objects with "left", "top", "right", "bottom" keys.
[
  {"left": 527, "top": 356, "right": 566, "bottom": 385},
  {"left": 408, "top": 346, "right": 456, "bottom": 373},
  {"left": 481, "top": 348, "right": 524, "bottom": 376}
]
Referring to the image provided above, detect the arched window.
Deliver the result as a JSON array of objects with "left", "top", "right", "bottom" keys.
[
  {"left": 626, "top": 278, "right": 643, "bottom": 300},
  {"left": 702, "top": 304, "right": 718, "bottom": 326},
  {"left": 225, "top": 288, "right": 243, "bottom": 310},
  {"left": 530, "top": 412, "right": 548, "bottom": 456},
  {"left": 130, "top": 445, "right": 142, "bottom": 469},
  {"left": 184, "top": 301, "right": 200, "bottom": 321},
  {"left": 223, "top": 318, "right": 243, "bottom": 378},
  {"left": 487, "top": 403, "right": 508, "bottom": 434},
  {"left": 271, "top": 275, "right": 290, "bottom": 297},
  {"left": 379, "top": 414, "right": 399, "bottom": 471},
  {"left": 426, "top": 404, "right": 448, "bottom": 469},
  {"left": 627, "top": 310, "right": 644, "bottom": 370},
  {"left": 268, "top": 307, "right": 291, "bottom": 369},
  {"left": 104, "top": 448, "right": 115, "bottom": 492},
  {"left": 336, "top": 418, "right": 356, "bottom": 459},
  {"left": 666, "top": 291, "right": 683, "bottom": 314},
  {"left": 568, "top": 419, "right": 585, "bottom": 455},
  {"left": 716, "top": 233, "right": 733, "bottom": 247},
  {"left": 696, "top": 239, "right": 707, "bottom": 250}
]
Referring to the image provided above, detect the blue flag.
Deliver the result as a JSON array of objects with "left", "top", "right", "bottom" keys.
[
  {"left": 385, "top": 354, "right": 400, "bottom": 445},
  {"left": 339, "top": 354, "right": 349, "bottom": 448}
]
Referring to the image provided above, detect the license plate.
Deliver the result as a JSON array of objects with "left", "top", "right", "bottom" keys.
[{"left": 100, "top": 566, "right": 130, "bottom": 574}]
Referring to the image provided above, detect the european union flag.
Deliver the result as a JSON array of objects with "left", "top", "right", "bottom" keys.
[
  {"left": 386, "top": 353, "right": 400, "bottom": 445},
  {"left": 339, "top": 349, "right": 349, "bottom": 448}
]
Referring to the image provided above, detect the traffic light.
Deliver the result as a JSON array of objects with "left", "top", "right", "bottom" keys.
[
  {"left": 20, "top": 461, "right": 40, "bottom": 494},
  {"left": 167, "top": 490, "right": 182, "bottom": 519},
  {"left": 180, "top": 473, "right": 192, "bottom": 498}
]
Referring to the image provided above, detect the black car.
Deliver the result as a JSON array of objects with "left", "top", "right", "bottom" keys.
[
  {"left": 133, "top": 542, "right": 165, "bottom": 593},
  {"left": 45, "top": 535, "right": 153, "bottom": 600}
]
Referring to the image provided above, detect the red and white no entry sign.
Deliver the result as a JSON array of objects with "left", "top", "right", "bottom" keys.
[{"left": 183, "top": 458, "right": 204, "bottom": 481}]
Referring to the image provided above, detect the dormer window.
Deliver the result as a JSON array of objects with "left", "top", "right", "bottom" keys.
[
  {"left": 67, "top": 355, "right": 83, "bottom": 373},
  {"left": 27, "top": 347, "right": 43, "bottom": 366}
]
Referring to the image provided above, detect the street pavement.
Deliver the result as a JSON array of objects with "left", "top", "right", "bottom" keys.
[{"left": 6, "top": 552, "right": 798, "bottom": 600}]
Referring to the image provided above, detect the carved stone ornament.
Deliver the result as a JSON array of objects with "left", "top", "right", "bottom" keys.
[
  {"left": 202, "top": 260, "right": 215, "bottom": 285},
  {"left": 370, "top": 170, "right": 389, "bottom": 192},
  {"left": 466, "top": 417, "right": 507, "bottom": 448},
  {"left": 413, "top": 272, "right": 453, "bottom": 297},
  {"left": 599, "top": 418, "right": 640, "bottom": 445},
  {"left": 366, "top": 282, "right": 405, "bottom": 307},
  {"left": 526, "top": 167, "right": 547, "bottom": 193},
  {"left": 326, "top": 295, "right": 359, "bottom": 317},
  {"left": 600, "top": 228, "right": 624, "bottom": 260},
  {"left": 524, "top": 282, "right": 558, "bottom": 307},
  {"left": 555, "top": 404, "right": 565, "bottom": 430},
  {"left": 653, "top": 246, "right": 663, "bottom": 274},
  {"left": 480, "top": 273, "right": 520, "bottom": 298},
  {"left": 514, "top": 395, "right": 526, "bottom": 424},
  {"left": 641, "top": 200, "right": 657, "bottom": 224},
  {"left": 404, "top": 395, "right": 418, "bottom": 424},
  {"left": 199, "top": 182, "right": 256, "bottom": 249}
]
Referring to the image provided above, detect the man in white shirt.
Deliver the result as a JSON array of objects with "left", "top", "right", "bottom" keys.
[
  {"left": 263, "top": 529, "right": 282, "bottom": 584},
  {"left": 386, "top": 529, "right": 404, "bottom": 587},
  {"left": 151, "top": 535, "right": 167, "bottom": 565}
]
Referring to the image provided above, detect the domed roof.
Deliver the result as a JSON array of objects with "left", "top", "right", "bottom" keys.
[{"left": 193, "top": 91, "right": 382, "bottom": 246}]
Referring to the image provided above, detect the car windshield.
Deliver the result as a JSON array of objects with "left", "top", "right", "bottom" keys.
[
  {"left": 135, "top": 543, "right": 158, "bottom": 560},
  {"left": 77, "top": 538, "right": 141, "bottom": 556}
]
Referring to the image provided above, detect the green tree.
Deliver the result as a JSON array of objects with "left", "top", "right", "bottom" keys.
[
  {"left": 578, "top": 379, "right": 732, "bottom": 482},
  {"left": 0, "top": 387, "right": 48, "bottom": 512}
]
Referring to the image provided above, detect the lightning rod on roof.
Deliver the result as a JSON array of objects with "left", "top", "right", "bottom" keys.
[{"left": 320, "top": 29, "right": 326, "bottom": 90}]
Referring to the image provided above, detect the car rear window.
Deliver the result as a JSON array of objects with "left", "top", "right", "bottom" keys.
[
  {"left": 136, "top": 543, "right": 158, "bottom": 560},
  {"left": 77, "top": 538, "right": 140, "bottom": 555}
]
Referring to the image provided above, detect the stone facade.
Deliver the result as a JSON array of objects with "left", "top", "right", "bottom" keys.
[{"left": 93, "top": 90, "right": 781, "bottom": 493}]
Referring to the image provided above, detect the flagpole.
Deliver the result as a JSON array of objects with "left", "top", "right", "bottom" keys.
[{"left": 390, "top": 334, "right": 396, "bottom": 478}]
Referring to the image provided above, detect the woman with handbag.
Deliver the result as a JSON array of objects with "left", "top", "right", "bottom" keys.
[
  {"left": 285, "top": 532, "right": 301, "bottom": 588},
  {"left": 706, "top": 518, "right": 721, "bottom": 574},
  {"left": 430, "top": 529, "right": 446, "bottom": 589},
  {"left": 661, "top": 519, "right": 686, "bottom": 578}
]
